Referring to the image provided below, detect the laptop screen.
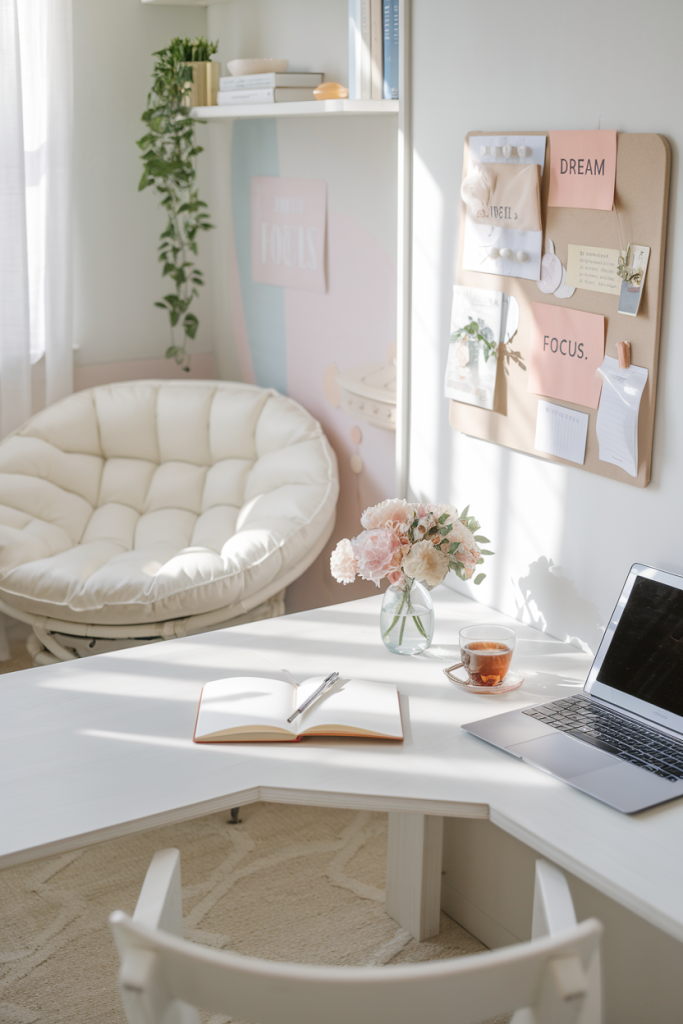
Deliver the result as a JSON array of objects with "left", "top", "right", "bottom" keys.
[{"left": 596, "top": 575, "right": 683, "bottom": 718}]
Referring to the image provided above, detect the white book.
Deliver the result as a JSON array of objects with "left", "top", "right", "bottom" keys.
[
  {"left": 219, "top": 72, "right": 323, "bottom": 91},
  {"left": 370, "top": 0, "right": 383, "bottom": 99},
  {"left": 194, "top": 675, "right": 403, "bottom": 743},
  {"left": 360, "top": 0, "right": 372, "bottom": 99},
  {"left": 216, "top": 88, "right": 317, "bottom": 106},
  {"left": 349, "top": 0, "right": 371, "bottom": 100}
]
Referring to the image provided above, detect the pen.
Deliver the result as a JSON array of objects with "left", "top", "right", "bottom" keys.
[{"left": 287, "top": 672, "right": 339, "bottom": 723}]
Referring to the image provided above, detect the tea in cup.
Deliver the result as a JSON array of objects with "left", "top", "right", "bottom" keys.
[{"left": 449, "top": 625, "right": 516, "bottom": 687}]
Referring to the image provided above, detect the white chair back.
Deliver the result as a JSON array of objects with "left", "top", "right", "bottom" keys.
[{"left": 110, "top": 847, "right": 602, "bottom": 1024}]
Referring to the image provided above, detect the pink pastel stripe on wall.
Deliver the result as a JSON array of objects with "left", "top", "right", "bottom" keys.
[{"left": 73, "top": 352, "right": 216, "bottom": 392}]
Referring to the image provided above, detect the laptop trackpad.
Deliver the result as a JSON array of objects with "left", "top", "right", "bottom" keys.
[{"left": 508, "top": 732, "right": 619, "bottom": 778}]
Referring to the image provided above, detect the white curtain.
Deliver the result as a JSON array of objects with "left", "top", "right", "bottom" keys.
[
  {"left": 0, "top": 0, "right": 73, "bottom": 659},
  {"left": 0, "top": 0, "right": 73, "bottom": 440}
]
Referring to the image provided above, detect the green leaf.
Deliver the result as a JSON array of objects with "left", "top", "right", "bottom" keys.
[
  {"left": 474, "top": 535, "right": 490, "bottom": 544},
  {"left": 460, "top": 504, "right": 470, "bottom": 519},
  {"left": 438, "top": 513, "right": 450, "bottom": 524},
  {"left": 479, "top": 549, "right": 494, "bottom": 556},
  {"left": 474, "top": 573, "right": 486, "bottom": 585}
]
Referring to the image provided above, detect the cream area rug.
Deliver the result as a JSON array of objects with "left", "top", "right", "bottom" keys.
[
  {"left": 0, "top": 803, "right": 513, "bottom": 1024},
  {"left": 0, "top": 644, "right": 508, "bottom": 1024}
]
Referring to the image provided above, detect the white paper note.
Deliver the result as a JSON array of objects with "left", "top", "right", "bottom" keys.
[
  {"left": 595, "top": 355, "right": 648, "bottom": 477},
  {"left": 534, "top": 400, "right": 589, "bottom": 465}
]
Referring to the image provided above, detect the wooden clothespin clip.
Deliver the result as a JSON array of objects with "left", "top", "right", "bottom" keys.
[{"left": 616, "top": 341, "right": 631, "bottom": 369}]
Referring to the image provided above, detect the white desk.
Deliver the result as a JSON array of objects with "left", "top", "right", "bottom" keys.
[{"left": 3, "top": 589, "right": 683, "bottom": 952}]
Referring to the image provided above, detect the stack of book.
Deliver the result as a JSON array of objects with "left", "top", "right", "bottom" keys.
[
  {"left": 217, "top": 72, "right": 324, "bottom": 106},
  {"left": 349, "top": 0, "right": 399, "bottom": 101}
]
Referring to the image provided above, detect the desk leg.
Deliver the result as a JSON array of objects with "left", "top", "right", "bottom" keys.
[{"left": 385, "top": 811, "right": 443, "bottom": 941}]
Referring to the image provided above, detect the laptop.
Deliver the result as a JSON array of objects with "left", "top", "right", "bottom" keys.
[{"left": 462, "top": 563, "right": 683, "bottom": 813}]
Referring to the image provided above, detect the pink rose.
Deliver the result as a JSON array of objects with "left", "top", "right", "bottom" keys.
[
  {"left": 330, "top": 538, "right": 358, "bottom": 585},
  {"left": 361, "top": 499, "right": 413, "bottom": 532},
  {"left": 353, "top": 528, "right": 403, "bottom": 585},
  {"left": 450, "top": 520, "right": 481, "bottom": 579}
]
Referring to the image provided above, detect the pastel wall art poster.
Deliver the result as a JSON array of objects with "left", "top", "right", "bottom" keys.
[
  {"left": 251, "top": 176, "right": 327, "bottom": 293},
  {"left": 547, "top": 130, "right": 617, "bottom": 211},
  {"left": 527, "top": 302, "right": 605, "bottom": 409}
]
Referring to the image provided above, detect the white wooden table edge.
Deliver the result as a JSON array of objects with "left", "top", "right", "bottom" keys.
[
  {"left": 490, "top": 807, "right": 683, "bottom": 945},
  {"left": 0, "top": 785, "right": 488, "bottom": 871}
]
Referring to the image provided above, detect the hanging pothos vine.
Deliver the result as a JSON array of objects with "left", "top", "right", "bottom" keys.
[{"left": 137, "top": 37, "right": 217, "bottom": 370}]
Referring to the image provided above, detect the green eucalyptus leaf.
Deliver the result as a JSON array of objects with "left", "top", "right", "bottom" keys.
[{"left": 474, "top": 573, "right": 486, "bottom": 585}]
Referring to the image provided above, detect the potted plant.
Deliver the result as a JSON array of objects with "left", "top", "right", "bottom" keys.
[
  {"left": 137, "top": 38, "right": 218, "bottom": 370},
  {"left": 180, "top": 36, "right": 220, "bottom": 108}
]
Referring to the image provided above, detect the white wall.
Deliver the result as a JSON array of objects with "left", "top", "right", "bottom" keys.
[
  {"left": 208, "top": 0, "right": 349, "bottom": 87},
  {"left": 206, "top": 0, "right": 399, "bottom": 613},
  {"left": 71, "top": 0, "right": 211, "bottom": 369},
  {"left": 410, "top": 0, "right": 681, "bottom": 654}
]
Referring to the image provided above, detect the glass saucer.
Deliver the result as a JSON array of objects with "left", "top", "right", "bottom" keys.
[{"left": 443, "top": 665, "right": 524, "bottom": 694}]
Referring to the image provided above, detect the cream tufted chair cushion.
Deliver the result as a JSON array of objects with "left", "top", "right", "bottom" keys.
[{"left": 0, "top": 381, "right": 338, "bottom": 627}]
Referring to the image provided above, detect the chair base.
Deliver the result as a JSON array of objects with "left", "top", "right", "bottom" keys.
[{"left": 24, "top": 590, "right": 287, "bottom": 665}]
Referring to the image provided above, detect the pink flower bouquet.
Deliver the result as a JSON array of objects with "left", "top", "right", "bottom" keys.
[{"left": 330, "top": 499, "right": 492, "bottom": 653}]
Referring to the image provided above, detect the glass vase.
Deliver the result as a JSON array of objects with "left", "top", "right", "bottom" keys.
[{"left": 380, "top": 579, "right": 434, "bottom": 655}]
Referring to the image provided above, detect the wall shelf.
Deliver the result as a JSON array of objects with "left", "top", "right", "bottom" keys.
[{"left": 192, "top": 99, "right": 399, "bottom": 119}]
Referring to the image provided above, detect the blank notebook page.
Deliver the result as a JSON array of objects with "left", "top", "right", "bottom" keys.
[
  {"left": 196, "top": 677, "right": 295, "bottom": 737},
  {"left": 299, "top": 678, "right": 402, "bottom": 737}
]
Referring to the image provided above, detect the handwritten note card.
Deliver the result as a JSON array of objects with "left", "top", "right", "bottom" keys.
[
  {"left": 547, "top": 130, "right": 617, "bottom": 210},
  {"left": 596, "top": 356, "right": 648, "bottom": 477},
  {"left": 528, "top": 303, "right": 605, "bottom": 409},
  {"left": 535, "top": 400, "right": 589, "bottom": 465},
  {"left": 566, "top": 244, "right": 624, "bottom": 296}
]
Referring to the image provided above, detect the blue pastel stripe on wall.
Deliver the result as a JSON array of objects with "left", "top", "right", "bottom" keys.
[{"left": 231, "top": 119, "right": 287, "bottom": 394}]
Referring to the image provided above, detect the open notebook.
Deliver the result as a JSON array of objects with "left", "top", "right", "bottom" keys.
[{"left": 193, "top": 675, "right": 403, "bottom": 743}]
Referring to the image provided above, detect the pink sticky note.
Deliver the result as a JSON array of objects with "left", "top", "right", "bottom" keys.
[
  {"left": 547, "top": 131, "right": 617, "bottom": 210},
  {"left": 527, "top": 303, "right": 604, "bottom": 408},
  {"left": 251, "top": 176, "right": 327, "bottom": 293}
]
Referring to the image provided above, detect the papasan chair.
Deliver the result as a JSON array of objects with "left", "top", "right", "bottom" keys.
[{"left": 0, "top": 380, "right": 338, "bottom": 664}]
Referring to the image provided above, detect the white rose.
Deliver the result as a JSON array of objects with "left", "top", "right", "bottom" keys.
[{"left": 401, "top": 539, "right": 450, "bottom": 588}]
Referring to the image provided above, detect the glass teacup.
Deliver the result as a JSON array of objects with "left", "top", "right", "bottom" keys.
[{"left": 446, "top": 624, "right": 516, "bottom": 687}]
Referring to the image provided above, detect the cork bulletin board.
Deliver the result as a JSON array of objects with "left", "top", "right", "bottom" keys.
[{"left": 450, "top": 131, "right": 671, "bottom": 487}]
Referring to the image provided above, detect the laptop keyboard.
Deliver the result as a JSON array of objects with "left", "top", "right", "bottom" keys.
[{"left": 522, "top": 694, "right": 683, "bottom": 782}]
